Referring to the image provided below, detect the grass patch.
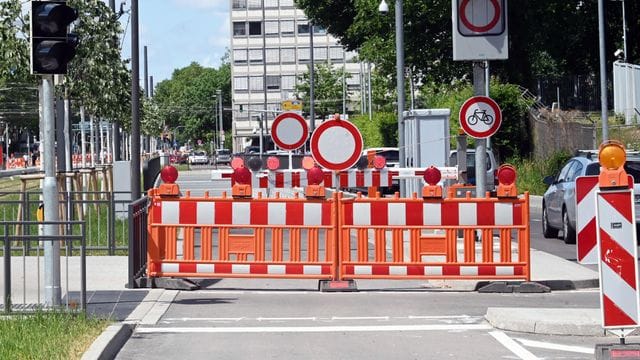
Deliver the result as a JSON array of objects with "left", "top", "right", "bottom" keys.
[
  {"left": 508, "top": 151, "right": 572, "bottom": 195},
  {"left": 0, "top": 311, "right": 109, "bottom": 360}
]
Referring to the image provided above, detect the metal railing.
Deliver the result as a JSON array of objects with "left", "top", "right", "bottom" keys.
[
  {"left": 1, "top": 220, "right": 86, "bottom": 313},
  {"left": 128, "top": 196, "right": 148, "bottom": 288}
]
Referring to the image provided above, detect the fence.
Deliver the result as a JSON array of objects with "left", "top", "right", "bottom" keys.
[
  {"left": 1, "top": 220, "right": 86, "bottom": 313},
  {"left": 613, "top": 61, "right": 640, "bottom": 125},
  {"left": 128, "top": 196, "right": 148, "bottom": 288}
]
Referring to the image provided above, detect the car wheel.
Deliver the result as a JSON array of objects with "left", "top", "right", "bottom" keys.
[
  {"left": 542, "top": 204, "right": 559, "bottom": 238},
  {"left": 562, "top": 208, "right": 576, "bottom": 244}
]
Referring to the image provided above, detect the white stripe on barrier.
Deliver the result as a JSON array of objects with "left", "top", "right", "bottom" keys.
[
  {"left": 268, "top": 203, "right": 286, "bottom": 225},
  {"left": 495, "top": 203, "right": 514, "bottom": 226},
  {"left": 423, "top": 203, "right": 441, "bottom": 226},
  {"left": 354, "top": 265, "right": 372, "bottom": 275},
  {"left": 353, "top": 203, "right": 371, "bottom": 226},
  {"left": 268, "top": 264, "right": 286, "bottom": 274},
  {"left": 496, "top": 266, "right": 515, "bottom": 276},
  {"left": 389, "top": 266, "right": 407, "bottom": 276},
  {"left": 388, "top": 203, "right": 406, "bottom": 225},
  {"left": 459, "top": 203, "right": 477, "bottom": 226},
  {"left": 577, "top": 186, "right": 597, "bottom": 232},
  {"left": 425, "top": 266, "right": 442, "bottom": 276},
  {"left": 197, "top": 264, "right": 215, "bottom": 273},
  {"left": 197, "top": 202, "right": 215, "bottom": 225},
  {"left": 365, "top": 169, "right": 373, "bottom": 187},
  {"left": 232, "top": 264, "right": 251, "bottom": 274},
  {"left": 162, "top": 263, "right": 179, "bottom": 273},
  {"left": 162, "top": 201, "right": 179, "bottom": 224},
  {"left": 303, "top": 265, "right": 322, "bottom": 275},
  {"left": 303, "top": 203, "right": 322, "bottom": 226},
  {"left": 601, "top": 263, "right": 639, "bottom": 323},
  {"left": 347, "top": 170, "right": 357, "bottom": 188},
  {"left": 460, "top": 266, "right": 478, "bottom": 276},
  {"left": 232, "top": 202, "right": 250, "bottom": 225},
  {"left": 599, "top": 198, "right": 636, "bottom": 256}
]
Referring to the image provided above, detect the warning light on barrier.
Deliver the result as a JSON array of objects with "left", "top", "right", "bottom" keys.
[
  {"left": 302, "top": 156, "right": 315, "bottom": 170},
  {"left": 496, "top": 164, "right": 517, "bottom": 197},
  {"left": 373, "top": 155, "right": 386, "bottom": 169},
  {"left": 266, "top": 156, "right": 280, "bottom": 170},
  {"left": 158, "top": 165, "right": 180, "bottom": 196},
  {"left": 232, "top": 166, "right": 252, "bottom": 198},
  {"left": 422, "top": 166, "right": 442, "bottom": 198},
  {"left": 231, "top": 157, "right": 244, "bottom": 170},
  {"left": 305, "top": 166, "right": 325, "bottom": 198},
  {"left": 247, "top": 156, "right": 263, "bottom": 172},
  {"left": 598, "top": 140, "right": 629, "bottom": 188}
]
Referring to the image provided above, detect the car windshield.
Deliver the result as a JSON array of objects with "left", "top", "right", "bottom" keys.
[
  {"left": 585, "top": 160, "right": 640, "bottom": 183},
  {"left": 195, "top": 151, "right": 206, "bottom": 156},
  {"left": 449, "top": 153, "right": 491, "bottom": 170},
  {"left": 217, "top": 149, "right": 230, "bottom": 155}
]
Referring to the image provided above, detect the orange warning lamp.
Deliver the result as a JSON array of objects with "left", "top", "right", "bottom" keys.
[
  {"left": 598, "top": 140, "right": 629, "bottom": 188},
  {"left": 158, "top": 165, "right": 180, "bottom": 196},
  {"left": 305, "top": 166, "right": 325, "bottom": 198},
  {"left": 496, "top": 164, "right": 517, "bottom": 197},
  {"left": 422, "top": 166, "right": 442, "bottom": 198},
  {"left": 231, "top": 156, "right": 244, "bottom": 170},
  {"left": 232, "top": 166, "right": 252, "bottom": 197},
  {"left": 373, "top": 155, "right": 386, "bottom": 169},
  {"left": 302, "top": 156, "right": 315, "bottom": 170}
]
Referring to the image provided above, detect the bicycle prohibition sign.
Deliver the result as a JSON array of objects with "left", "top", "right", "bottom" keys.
[{"left": 459, "top": 96, "right": 502, "bottom": 139}]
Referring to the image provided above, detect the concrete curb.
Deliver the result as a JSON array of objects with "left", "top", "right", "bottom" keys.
[
  {"left": 485, "top": 307, "right": 605, "bottom": 336},
  {"left": 81, "top": 323, "right": 134, "bottom": 360}
]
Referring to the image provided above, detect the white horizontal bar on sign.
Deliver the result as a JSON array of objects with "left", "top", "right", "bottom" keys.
[
  {"left": 211, "top": 169, "right": 233, "bottom": 180},
  {"left": 393, "top": 167, "right": 458, "bottom": 180}
]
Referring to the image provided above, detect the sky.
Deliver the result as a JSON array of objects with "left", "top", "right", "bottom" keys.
[{"left": 114, "top": 0, "right": 230, "bottom": 86}]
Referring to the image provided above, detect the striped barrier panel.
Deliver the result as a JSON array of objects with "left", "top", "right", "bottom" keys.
[
  {"left": 338, "top": 192, "right": 530, "bottom": 281},
  {"left": 147, "top": 190, "right": 339, "bottom": 280}
]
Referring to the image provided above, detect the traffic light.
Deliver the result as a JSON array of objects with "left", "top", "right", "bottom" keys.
[{"left": 30, "top": 1, "right": 78, "bottom": 75}]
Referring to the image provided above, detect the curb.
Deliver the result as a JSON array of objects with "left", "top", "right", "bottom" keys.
[
  {"left": 81, "top": 323, "right": 134, "bottom": 360},
  {"left": 485, "top": 307, "right": 604, "bottom": 336}
]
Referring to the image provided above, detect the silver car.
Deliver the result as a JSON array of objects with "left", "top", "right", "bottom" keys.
[{"left": 542, "top": 154, "right": 640, "bottom": 244}]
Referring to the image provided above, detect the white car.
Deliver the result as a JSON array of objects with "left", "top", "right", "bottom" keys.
[{"left": 188, "top": 151, "right": 209, "bottom": 165}]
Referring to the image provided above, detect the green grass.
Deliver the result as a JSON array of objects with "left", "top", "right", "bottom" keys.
[
  {"left": 508, "top": 151, "right": 572, "bottom": 195},
  {"left": 0, "top": 311, "right": 109, "bottom": 360}
]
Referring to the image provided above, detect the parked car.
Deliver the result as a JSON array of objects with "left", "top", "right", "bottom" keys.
[
  {"left": 448, "top": 149, "right": 498, "bottom": 190},
  {"left": 214, "top": 148, "right": 231, "bottom": 165},
  {"left": 541, "top": 151, "right": 640, "bottom": 244},
  {"left": 188, "top": 151, "right": 209, "bottom": 165}
]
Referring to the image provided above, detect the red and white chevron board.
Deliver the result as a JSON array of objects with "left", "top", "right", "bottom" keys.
[
  {"left": 343, "top": 264, "right": 525, "bottom": 277},
  {"left": 152, "top": 200, "right": 332, "bottom": 226},
  {"left": 341, "top": 200, "right": 523, "bottom": 226},
  {"left": 576, "top": 176, "right": 633, "bottom": 264},
  {"left": 159, "top": 262, "right": 332, "bottom": 277},
  {"left": 596, "top": 188, "right": 639, "bottom": 329}
]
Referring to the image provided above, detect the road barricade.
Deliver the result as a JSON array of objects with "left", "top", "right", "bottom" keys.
[{"left": 147, "top": 189, "right": 339, "bottom": 280}]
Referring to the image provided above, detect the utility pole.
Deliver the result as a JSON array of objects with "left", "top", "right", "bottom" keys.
[
  {"left": 261, "top": 0, "right": 268, "bottom": 153},
  {"left": 110, "top": 0, "right": 121, "bottom": 161},
  {"left": 309, "top": 23, "right": 316, "bottom": 132},
  {"left": 395, "top": 0, "right": 406, "bottom": 195},
  {"left": 598, "top": 0, "right": 609, "bottom": 141},
  {"left": 131, "top": 0, "right": 141, "bottom": 199},
  {"left": 217, "top": 89, "right": 223, "bottom": 149}
]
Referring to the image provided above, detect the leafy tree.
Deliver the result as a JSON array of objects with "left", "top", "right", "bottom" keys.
[
  {"left": 152, "top": 61, "right": 231, "bottom": 147},
  {"left": 351, "top": 112, "right": 397, "bottom": 147},
  {"left": 295, "top": 63, "right": 351, "bottom": 120}
]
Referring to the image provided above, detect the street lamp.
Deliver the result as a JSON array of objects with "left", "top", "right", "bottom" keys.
[
  {"left": 611, "top": 0, "right": 627, "bottom": 62},
  {"left": 379, "top": 0, "right": 405, "bottom": 195}
]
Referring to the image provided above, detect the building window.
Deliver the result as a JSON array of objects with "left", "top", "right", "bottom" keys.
[
  {"left": 281, "top": 75, "right": 296, "bottom": 90},
  {"left": 280, "top": 20, "right": 294, "bottom": 36},
  {"left": 249, "top": 49, "right": 263, "bottom": 64},
  {"left": 266, "top": 76, "right": 281, "bottom": 91},
  {"left": 329, "top": 47, "right": 343, "bottom": 61},
  {"left": 232, "top": 0, "right": 246, "bottom": 9},
  {"left": 297, "top": 23, "right": 310, "bottom": 35},
  {"left": 314, "top": 47, "right": 327, "bottom": 61},
  {"left": 233, "top": 22, "right": 246, "bottom": 36},
  {"left": 234, "top": 76, "right": 249, "bottom": 91},
  {"left": 345, "top": 50, "right": 357, "bottom": 62},
  {"left": 297, "top": 47, "right": 310, "bottom": 62},
  {"left": 280, "top": 0, "right": 293, "bottom": 7},
  {"left": 281, "top": 48, "right": 295, "bottom": 63},
  {"left": 265, "top": 21, "right": 279, "bottom": 35},
  {"left": 248, "top": 21, "right": 262, "bottom": 36},
  {"left": 265, "top": 48, "right": 280, "bottom": 64},
  {"left": 249, "top": 76, "right": 264, "bottom": 92},
  {"left": 264, "top": 0, "right": 278, "bottom": 8},
  {"left": 313, "top": 26, "right": 327, "bottom": 34},
  {"left": 233, "top": 49, "right": 248, "bottom": 64},
  {"left": 247, "top": 0, "right": 261, "bottom": 9}
]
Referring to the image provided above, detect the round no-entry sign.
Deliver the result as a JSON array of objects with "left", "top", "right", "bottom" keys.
[
  {"left": 310, "top": 119, "right": 363, "bottom": 171},
  {"left": 458, "top": 0, "right": 505, "bottom": 36},
  {"left": 459, "top": 96, "right": 502, "bottom": 139},
  {"left": 271, "top": 112, "right": 308, "bottom": 151}
]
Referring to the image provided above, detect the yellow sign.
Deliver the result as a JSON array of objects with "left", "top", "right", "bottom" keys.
[
  {"left": 36, "top": 203, "right": 44, "bottom": 222},
  {"left": 281, "top": 100, "right": 303, "bottom": 111}
]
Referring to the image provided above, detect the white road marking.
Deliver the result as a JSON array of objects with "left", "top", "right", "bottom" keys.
[
  {"left": 256, "top": 317, "right": 318, "bottom": 321},
  {"left": 160, "top": 315, "right": 481, "bottom": 323},
  {"left": 135, "top": 323, "right": 492, "bottom": 334},
  {"left": 164, "top": 317, "right": 244, "bottom": 322},
  {"left": 515, "top": 338, "right": 594, "bottom": 354},
  {"left": 331, "top": 316, "right": 390, "bottom": 321},
  {"left": 489, "top": 331, "right": 540, "bottom": 360}
]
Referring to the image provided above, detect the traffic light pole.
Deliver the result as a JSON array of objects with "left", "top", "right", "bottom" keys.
[{"left": 42, "top": 75, "right": 61, "bottom": 306}]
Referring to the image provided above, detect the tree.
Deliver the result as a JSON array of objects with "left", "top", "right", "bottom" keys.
[
  {"left": 152, "top": 60, "right": 231, "bottom": 148},
  {"left": 295, "top": 63, "right": 351, "bottom": 120}
]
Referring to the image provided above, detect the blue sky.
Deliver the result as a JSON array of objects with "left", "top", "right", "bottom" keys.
[{"left": 116, "top": 0, "right": 230, "bottom": 85}]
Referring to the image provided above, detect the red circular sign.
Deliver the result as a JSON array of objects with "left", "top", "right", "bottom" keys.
[
  {"left": 459, "top": 96, "right": 502, "bottom": 139},
  {"left": 459, "top": 0, "right": 501, "bottom": 33},
  {"left": 310, "top": 119, "right": 363, "bottom": 171},
  {"left": 271, "top": 112, "right": 308, "bottom": 151}
]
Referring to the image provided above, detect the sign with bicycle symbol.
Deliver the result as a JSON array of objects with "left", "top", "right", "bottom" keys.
[{"left": 459, "top": 96, "right": 502, "bottom": 138}]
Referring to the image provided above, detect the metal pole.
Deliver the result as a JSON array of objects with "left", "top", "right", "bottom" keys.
[
  {"left": 309, "top": 23, "right": 316, "bottom": 132},
  {"left": 342, "top": 53, "right": 346, "bottom": 117},
  {"left": 360, "top": 61, "right": 365, "bottom": 114},
  {"left": 42, "top": 75, "right": 61, "bottom": 306},
  {"left": 395, "top": 0, "right": 406, "bottom": 195},
  {"left": 90, "top": 116, "right": 95, "bottom": 166},
  {"left": 485, "top": 60, "right": 491, "bottom": 150},
  {"left": 621, "top": 0, "right": 627, "bottom": 63},
  {"left": 131, "top": 0, "right": 141, "bottom": 199},
  {"left": 473, "top": 62, "right": 487, "bottom": 197},
  {"left": 150, "top": 76, "right": 154, "bottom": 97},
  {"left": 110, "top": 0, "right": 121, "bottom": 162},
  {"left": 368, "top": 62, "right": 372, "bottom": 121},
  {"left": 598, "top": 0, "right": 609, "bottom": 142},
  {"left": 262, "top": 0, "right": 268, "bottom": 151},
  {"left": 143, "top": 46, "right": 149, "bottom": 97},
  {"left": 217, "top": 89, "right": 223, "bottom": 149},
  {"left": 409, "top": 67, "right": 415, "bottom": 110}
]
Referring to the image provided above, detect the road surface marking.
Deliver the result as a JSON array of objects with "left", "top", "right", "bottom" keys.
[
  {"left": 140, "top": 290, "right": 178, "bottom": 325},
  {"left": 160, "top": 315, "right": 482, "bottom": 323},
  {"left": 135, "top": 323, "right": 492, "bottom": 334},
  {"left": 331, "top": 316, "right": 390, "bottom": 321},
  {"left": 515, "top": 338, "right": 594, "bottom": 354},
  {"left": 489, "top": 331, "right": 540, "bottom": 360}
]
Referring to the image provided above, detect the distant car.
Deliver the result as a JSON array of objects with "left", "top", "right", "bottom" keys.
[
  {"left": 542, "top": 152, "right": 640, "bottom": 244},
  {"left": 188, "top": 151, "right": 209, "bottom": 165},
  {"left": 214, "top": 149, "right": 231, "bottom": 165},
  {"left": 448, "top": 149, "right": 498, "bottom": 190}
]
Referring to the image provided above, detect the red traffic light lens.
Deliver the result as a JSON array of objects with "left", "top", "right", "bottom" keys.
[
  {"left": 373, "top": 155, "right": 387, "bottom": 169},
  {"left": 497, "top": 164, "right": 517, "bottom": 185},
  {"left": 160, "top": 165, "right": 179, "bottom": 184},
  {"left": 266, "top": 156, "right": 280, "bottom": 170},
  {"left": 233, "top": 167, "right": 252, "bottom": 185},
  {"left": 423, "top": 166, "right": 441, "bottom": 186},
  {"left": 307, "top": 166, "right": 324, "bottom": 185},
  {"left": 231, "top": 157, "right": 244, "bottom": 170},
  {"left": 302, "top": 156, "right": 315, "bottom": 170}
]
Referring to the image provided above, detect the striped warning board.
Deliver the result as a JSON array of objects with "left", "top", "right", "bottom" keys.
[{"left": 596, "top": 188, "right": 640, "bottom": 330}]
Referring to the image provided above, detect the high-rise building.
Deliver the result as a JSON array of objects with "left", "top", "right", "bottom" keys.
[{"left": 230, "top": 0, "right": 362, "bottom": 152}]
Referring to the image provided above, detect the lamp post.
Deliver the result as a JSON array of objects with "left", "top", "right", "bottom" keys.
[
  {"left": 379, "top": 0, "right": 405, "bottom": 195},
  {"left": 611, "top": 0, "right": 627, "bottom": 62}
]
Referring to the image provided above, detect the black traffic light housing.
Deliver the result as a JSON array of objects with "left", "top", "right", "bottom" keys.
[{"left": 30, "top": 1, "right": 78, "bottom": 75}]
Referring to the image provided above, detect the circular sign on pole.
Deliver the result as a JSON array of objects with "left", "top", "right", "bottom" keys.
[
  {"left": 459, "top": 96, "right": 502, "bottom": 139},
  {"left": 310, "top": 119, "right": 363, "bottom": 171},
  {"left": 271, "top": 112, "right": 309, "bottom": 151},
  {"left": 458, "top": 0, "right": 504, "bottom": 36}
]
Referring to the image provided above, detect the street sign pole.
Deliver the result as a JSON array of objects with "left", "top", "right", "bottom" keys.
[{"left": 473, "top": 62, "right": 487, "bottom": 197}]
